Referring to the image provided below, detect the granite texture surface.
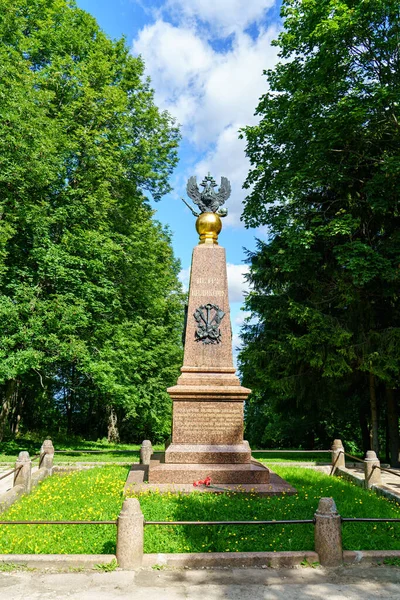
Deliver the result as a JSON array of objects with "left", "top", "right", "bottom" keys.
[
  {"left": 148, "top": 461, "right": 270, "bottom": 485},
  {"left": 167, "top": 384, "right": 250, "bottom": 401},
  {"left": 124, "top": 457, "right": 295, "bottom": 495},
  {"left": 165, "top": 442, "right": 251, "bottom": 464},
  {"left": 314, "top": 497, "right": 343, "bottom": 567},
  {"left": 182, "top": 244, "right": 233, "bottom": 370},
  {"left": 126, "top": 480, "right": 296, "bottom": 496},
  {"left": 153, "top": 242, "right": 266, "bottom": 489},
  {"left": 125, "top": 473, "right": 297, "bottom": 496},
  {"left": 171, "top": 401, "right": 243, "bottom": 445}
]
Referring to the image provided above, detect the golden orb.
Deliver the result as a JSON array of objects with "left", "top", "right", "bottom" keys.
[{"left": 195, "top": 212, "right": 222, "bottom": 245}]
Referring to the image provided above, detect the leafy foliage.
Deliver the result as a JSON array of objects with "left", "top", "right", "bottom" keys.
[
  {"left": 0, "top": 0, "right": 184, "bottom": 441},
  {"left": 240, "top": 0, "right": 400, "bottom": 460}
]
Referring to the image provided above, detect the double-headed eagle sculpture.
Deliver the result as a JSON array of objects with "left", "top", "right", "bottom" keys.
[{"left": 182, "top": 173, "right": 231, "bottom": 217}]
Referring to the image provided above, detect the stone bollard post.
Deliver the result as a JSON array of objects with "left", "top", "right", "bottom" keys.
[
  {"left": 140, "top": 440, "right": 153, "bottom": 465},
  {"left": 331, "top": 439, "right": 345, "bottom": 473},
  {"left": 364, "top": 451, "right": 382, "bottom": 488},
  {"left": 39, "top": 439, "right": 55, "bottom": 475},
  {"left": 116, "top": 498, "right": 144, "bottom": 569},
  {"left": 14, "top": 451, "right": 32, "bottom": 494},
  {"left": 314, "top": 497, "right": 343, "bottom": 567}
]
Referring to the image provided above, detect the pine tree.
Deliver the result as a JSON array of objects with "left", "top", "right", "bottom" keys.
[{"left": 240, "top": 0, "right": 400, "bottom": 463}]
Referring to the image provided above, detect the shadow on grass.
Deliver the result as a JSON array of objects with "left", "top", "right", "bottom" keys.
[
  {"left": 102, "top": 539, "right": 116, "bottom": 554},
  {"left": 138, "top": 467, "right": 400, "bottom": 554},
  {"left": 141, "top": 490, "right": 314, "bottom": 554}
]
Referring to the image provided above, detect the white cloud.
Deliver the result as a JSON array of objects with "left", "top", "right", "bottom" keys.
[
  {"left": 232, "top": 332, "right": 243, "bottom": 354},
  {"left": 195, "top": 125, "right": 249, "bottom": 225},
  {"left": 133, "top": 22, "right": 279, "bottom": 144},
  {"left": 227, "top": 263, "right": 249, "bottom": 303},
  {"left": 195, "top": 30, "right": 279, "bottom": 144},
  {"left": 165, "top": 0, "right": 275, "bottom": 36},
  {"left": 178, "top": 267, "right": 190, "bottom": 291},
  {"left": 133, "top": 20, "right": 213, "bottom": 110},
  {"left": 132, "top": 6, "right": 281, "bottom": 226},
  {"left": 234, "top": 310, "right": 252, "bottom": 326},
  {"left": 178, "top": 262, "right": 249, "bottom": 302}
]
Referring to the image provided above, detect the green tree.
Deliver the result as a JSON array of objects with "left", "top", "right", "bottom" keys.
[
  {"left": 0, "top": 0, "right": 184, "bottom": 442},
  {"left": 240, "top": 0, "right": 400, "bottom": 464}
]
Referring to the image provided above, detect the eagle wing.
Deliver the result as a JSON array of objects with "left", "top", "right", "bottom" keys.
[
  {"left": 217, "top": 177, "right": 231, "bottom": 207},
  {"left": 187, "top": 176, "right": 207, "bottom": 212}
]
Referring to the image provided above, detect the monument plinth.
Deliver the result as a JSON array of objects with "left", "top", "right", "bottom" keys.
[
  {"left": 164, "top": 243, "right": 252, "bottom": 466},
  {"left": 148, "top": 174, "right": 270, "bottom": 486}
]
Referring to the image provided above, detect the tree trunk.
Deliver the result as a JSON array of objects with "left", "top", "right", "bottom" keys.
[
  {"left": 66, "top": 365, "right": 76, "bottom": 435},
  {"left": 385, "top": 417, "right": 390, "bottom": 464},
  {"left": 359, "top": 404, "right": 370, "bottom": 455},
  {"left": 369, "top": 373, "right": 379, "bottom": 454},
  {"left": 13, "top": 413, "right": 21, "bottom": 435},
  {"left": 10, "top": 394, "right": 24, "bottom": 435},
  {"left": 86, "top": 396, "right": 94, "bottom": 438},
  {"left": 96, "top": 395, "right": 105, "bottom": 439},
  {"left": 0, "top": 380, "right": 18, "bottom": 441},
  {"left": 386, "top": 387, "right": 399, "bottom": 468},
  {"left": 107, "top": 407, "right": 120, "bottom": 444}
]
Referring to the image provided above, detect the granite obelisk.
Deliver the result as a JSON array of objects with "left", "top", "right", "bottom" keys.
[{"left": 148, "top": 174, "right": 270, "bottom": 486}]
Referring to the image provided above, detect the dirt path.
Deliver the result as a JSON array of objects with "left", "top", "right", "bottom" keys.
[{"left": 0, "top": 564, "right": 399, "bottom": 600}]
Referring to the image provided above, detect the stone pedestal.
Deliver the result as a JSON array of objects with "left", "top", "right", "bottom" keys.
[
  {"left": 314, "top": 497, "right": 343, "bottom": 567},
  {"left": 116, "top": 498, "right": 144, "bottom": 569},
  {"left": 364, "top": 450, "right": 382, "bottom": 488},
  {"left": 149, "top": 241, "right": 269, "bottom": 487}
]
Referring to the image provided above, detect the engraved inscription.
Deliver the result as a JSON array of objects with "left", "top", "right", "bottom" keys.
[
  {"left": 192, "top": 290, "right": 224, "bottom": 297},
  {"left": 173, "top": 402, "right": 243, "bottom": 444},
  {"left": 196, "top": 278, "right": 221, "bottom": 285}
]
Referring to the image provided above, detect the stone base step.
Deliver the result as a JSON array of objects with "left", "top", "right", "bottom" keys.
[
  {"left": 124, "top": 464, "right": 146, "bottom": 489},
  {"left": 125, "top": 478, "right": 296, "bottom": 496},
  {"left": 165, "top": 443, "right": 251, "bottom": 464},
  {"left": 148, "top": 461, "right": 270, "bottom": 485}
]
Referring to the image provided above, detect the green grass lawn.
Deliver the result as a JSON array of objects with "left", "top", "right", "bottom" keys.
[
  {"left": 0, "top": 438, "right": 164, "bottom": 465},
  {"left": 133, "top": 466, "right": 400, "bottom": 554},
  {"left": 0, "top": 464, "right": 398, "bottom": 555},
  {"left": 254, "top": 451, "right": 332, "bottom": 464},
  {"left": 0, "top": 465, "right": 129, "bottom": 554},
  {"left": 0, "top": 436, "right": 335, "bottom": 465}
]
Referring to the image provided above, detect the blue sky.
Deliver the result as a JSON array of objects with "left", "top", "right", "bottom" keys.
[{"left": 76, "top": 0, "right": 282, "bottom": 349}]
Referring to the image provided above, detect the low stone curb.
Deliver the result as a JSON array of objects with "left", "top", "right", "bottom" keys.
[
  {"left": 336, "top": 467, "right": 400, "bottom": 504},
  {"left": 336, "top": 467, "right": 365, "bottom": 488},
  {"left": 0, "top": 485, "right": 24, "bottom": 513},
  {"left": 52, "top": 465, "right": 95, "bottom": 473},
  {"left": 1, "top": 550, "right": 399, "bottom": 570},
  {"left": 31, "top": 469, "right": 48, "bottom": 487},
  {"left": 0, "top": 554, "right": 116, "bottom": 569},
  {"left": 51, "top": 463, "right": 133, "bottom": 473},
  {"left": 343, "top": 550, "right": 400, "bottom": 564},
  {"left": 261, "top": 462, "right": 331, "bottom": 468},
  {"left": 372, "top": 484, "right": 400, "bottom": 505},
  {"left": 141, "top": 551, "right": 319, "bottom": 568},
  {"left": 0, "top": 465, "right": 51, "bottom": 514}
]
